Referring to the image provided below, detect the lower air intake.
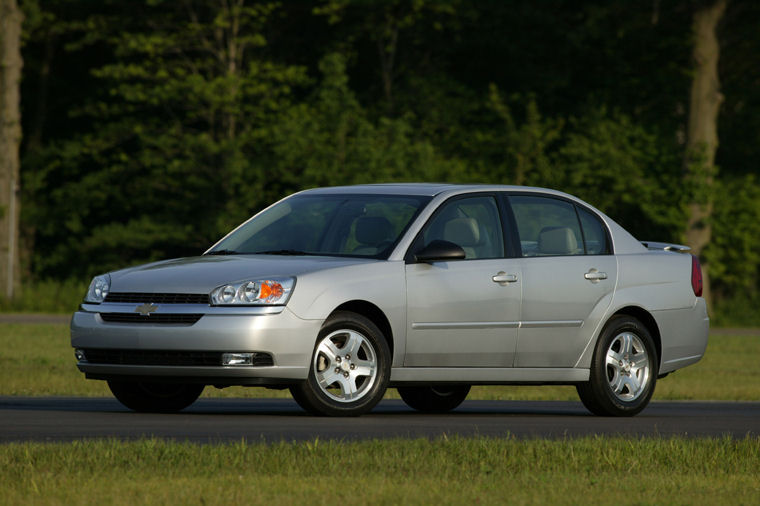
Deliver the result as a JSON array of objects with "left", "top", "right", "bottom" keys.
[{"left": 81, "top": 349, "right": 274, "bottom": 367}]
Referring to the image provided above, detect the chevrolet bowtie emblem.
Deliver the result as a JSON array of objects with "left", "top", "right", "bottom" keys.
[{"left": 134, "top": 303, "right": 158, "bottom": 316}]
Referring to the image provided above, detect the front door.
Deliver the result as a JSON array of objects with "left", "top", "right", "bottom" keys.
[{"left": 404, "top": 195, "right": 520, "bottom": 367}]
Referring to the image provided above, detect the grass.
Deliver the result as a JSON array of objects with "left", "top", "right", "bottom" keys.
[
  {"left": 0, "top": 323, "right": 757, "bottom": 401},
  {"left": 0, "top": 437, "right": 758, "bottom": 505},
  {"left": 0, "top": 280, "right": 86, "bottom": 314}
]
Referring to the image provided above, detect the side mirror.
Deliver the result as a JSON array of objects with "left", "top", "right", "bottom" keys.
[{"left": 413, "top": 240, "right": 466, "bottom": 263}]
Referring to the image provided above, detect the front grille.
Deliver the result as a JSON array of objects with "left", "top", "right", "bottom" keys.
[
  {"left": 100, "top": 313, "right": 203, "bottom": 325},
  {"left": 105, "top": 292, "right": 210, "bottom": 304},
  {"left": 81, "top": 348, "right": 275, "bottom": 367}
]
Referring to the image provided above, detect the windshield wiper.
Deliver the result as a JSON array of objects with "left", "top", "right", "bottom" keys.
[
  {"left": 204, "top": 249, "right": 241, "bottom": 256},
  {"left": 252, "top": 249, "right": 312, "bottom": 256}
]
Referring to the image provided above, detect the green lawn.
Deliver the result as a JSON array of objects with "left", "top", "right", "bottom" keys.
[
  {"left": 1, "top": 437, "right": 758, "bottom": 505},
  {"left": 0, "top": 323, "right": 757, "bottom": 401}
]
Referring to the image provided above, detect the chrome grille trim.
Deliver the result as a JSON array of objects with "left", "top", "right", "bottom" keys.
[
  {"left": 79, "top": 303, "right": 286, "bottom": 316},
  {"left": 105, "top": 292, "right": 209, "bottom": 304},
  {"left": 99, "top": 313, "right": 203, "bottom": 325}
]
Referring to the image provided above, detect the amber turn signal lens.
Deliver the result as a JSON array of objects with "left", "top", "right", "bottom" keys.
[{"left": 259, "top": 281, "right": 284, "bottom": 301}]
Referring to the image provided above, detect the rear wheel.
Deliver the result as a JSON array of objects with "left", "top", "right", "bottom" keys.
[
  {"left": 290, "top": 311, "right": 390, "bottom": 417},
  {"left": 108, "top": 381, "right": 204, "bottom": 413},
  {"left": 398, "top": 385, "right": 471, "bottom": 413},
  {"left": 576, "top": 315, "right": 658, "bottom": 416}
]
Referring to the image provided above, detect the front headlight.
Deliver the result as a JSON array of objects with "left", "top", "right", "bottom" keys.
[
  {"left": 84, "top": 274, "right": 111, "bottom": 303},
  {"left": 210, "top": 277, "right": 295, "bottom": 306}
]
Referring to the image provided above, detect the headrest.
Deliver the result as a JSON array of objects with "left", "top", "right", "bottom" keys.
[
  {"left": 355, "top": 217, "right": 393, "bottom": 245},
  {"left": 444, "top": 218, "right": 480, "bottom": 247},
  {"left": 538, "top": 226, "right": 578, "bottom": 255}
]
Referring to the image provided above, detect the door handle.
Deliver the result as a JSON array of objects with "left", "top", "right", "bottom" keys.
[
  {"left": 584, "top": 270, "right": 608, "bottom": 282},
  {"left": 492, "top": 272, "right": 518, "bottom": 284}
]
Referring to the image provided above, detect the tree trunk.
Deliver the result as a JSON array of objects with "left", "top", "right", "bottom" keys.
[
  {"left": 0, "top": 0, "right": 23, "bottom": 299},
  {"left": 375, "top": 20, "right": 398, "bottom": 114},
  {"left": 26, "top": 31, "right": 55, "bottom": 154},
  {"left": 684, "top": 0, "right": 727, "bottom": 310}
]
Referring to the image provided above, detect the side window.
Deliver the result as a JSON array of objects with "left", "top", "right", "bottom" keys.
[
  {"left": 577, "top": 207, "right": 610, "bottom": 254},
  {"left": 422, "top": 196, "right": 504, "bottom": 260},
  {"left": 509, "top": 196, "right": 584, "bottom": 257}
]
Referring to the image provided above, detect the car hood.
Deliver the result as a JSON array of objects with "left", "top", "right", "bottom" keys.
[{"left": 108, "top": 255, "right": 377, "bottom": 294}]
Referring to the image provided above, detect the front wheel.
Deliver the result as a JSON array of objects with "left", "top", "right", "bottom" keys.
[
  {"left": 398, "top": 385, "right": 471, "bottom": 413},
  {"left": 290, "top": 311, "right": 390, "bottom": 416},
  {"left": 576, "top": 315, "right": 658, "bottom": 416},
  {"left": 108, "top": 381, "right": 204, "bottom": 413}
]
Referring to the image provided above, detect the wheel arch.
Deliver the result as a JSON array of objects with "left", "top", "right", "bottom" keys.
[
  {"left": 330, "top": 300, "right": 394, "bottom": 357},
  {"left": 609, "top": 306, "right": 662, "bottom": 367}
]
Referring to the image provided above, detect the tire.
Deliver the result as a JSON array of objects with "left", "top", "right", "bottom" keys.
[
  {"left": 289, "top": 311, "right": 390, "bottom": 417},
  {"left": 108, "top": 380, "right": 204, "bottom": 413},
  {"left": 576, "top": 315, "right": 658, "bottom": 417},
  {"left": 398, "top": 385, "right": 471, "bottom": 413}
]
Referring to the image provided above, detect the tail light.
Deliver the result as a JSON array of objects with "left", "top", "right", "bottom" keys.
[{"left": 691, "top": 255, "right": 703, "bottom": 297}]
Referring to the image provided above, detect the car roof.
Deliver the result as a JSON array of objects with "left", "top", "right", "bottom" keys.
[{"left": 298, "top": 183, "right": 556, "bottom": 197}]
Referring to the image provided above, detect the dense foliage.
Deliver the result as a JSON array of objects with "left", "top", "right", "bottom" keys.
[{"left": 16, "top": 0, "right": 760, "bottom": 313}]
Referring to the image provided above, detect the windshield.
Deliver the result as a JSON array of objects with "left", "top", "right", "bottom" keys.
[{"left": 208, "top": 194, "right": 432, "bottom": 259}]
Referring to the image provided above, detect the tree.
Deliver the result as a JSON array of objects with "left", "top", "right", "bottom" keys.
[
  {"left": 705, "top": 176, "right": 760, "bottom": 303},
  {"left": 26, "top": 0, "right": 308, "bottom": 278},
  {"left": 486, "top": 85, "right": 563, "bottom": 187},
  {"left": 14, "top": 0, "right": 760, "bottom": 321},
  {"left": 0, "top": 0, "right": 23, "bottom": 298},
  {"left": 270, "top": 52, "right": 466, "bottom": 190},
  {"left": 683, "top": 0, "right": 728, "bottom": 308},
  {"left": 314, "top": 0, "right": 460, "bottom": 115}
]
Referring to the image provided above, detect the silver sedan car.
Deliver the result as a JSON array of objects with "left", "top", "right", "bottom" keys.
[{"left": 71, "top": 184, "right": 709, "bottom": 416}]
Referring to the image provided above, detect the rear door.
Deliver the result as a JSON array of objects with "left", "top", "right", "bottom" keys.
[{"left": 506, "top": 194, "right": 617, "bottom": 367}]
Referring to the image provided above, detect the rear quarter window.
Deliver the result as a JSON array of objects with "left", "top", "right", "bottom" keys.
[{"left": 577, "top": 206, "right": 611, "bottom": 255}]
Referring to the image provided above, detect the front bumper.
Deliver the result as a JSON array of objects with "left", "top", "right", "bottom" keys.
[{"left": 70, "top": 304, "right": 322, "bottom": 383}]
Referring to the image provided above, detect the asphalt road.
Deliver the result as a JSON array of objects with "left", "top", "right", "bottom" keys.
[{"left": 1, "top": 397, "right": 758, "bottom": 443}]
